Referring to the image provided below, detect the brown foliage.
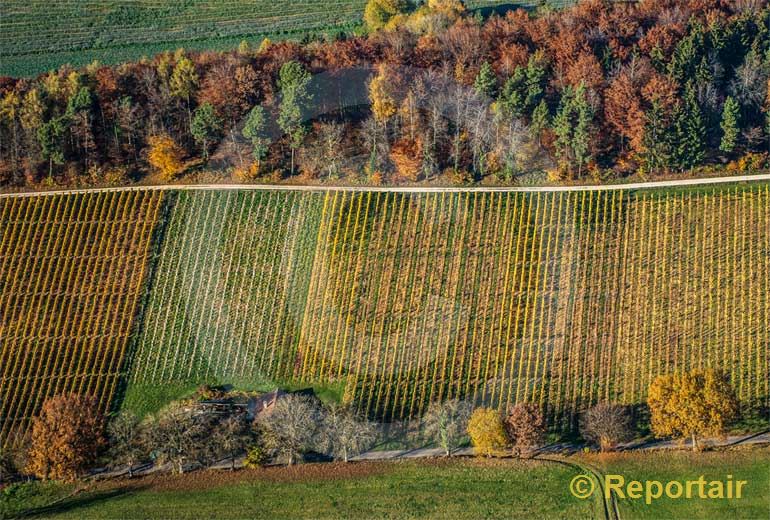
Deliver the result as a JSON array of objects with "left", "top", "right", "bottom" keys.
[
  {"left": 390, "top": 137, "right": 423, "bottom": 182},
  {"left": 504, "top": 404, "right": 546, "bottom": 458},
  {"left": 580, "top": 402, "right": 635, "bottom": 452},
  {"left": 26, "top": 393, "right": 105, "bottom": 481}
]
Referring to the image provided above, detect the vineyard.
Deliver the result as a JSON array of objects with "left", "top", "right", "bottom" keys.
[
  {"left": 0, "top": 0, "right": 540, "bottom": 77},
  {"left": 0, "top": 190, "right": 163, "bottom": 444},
  {"left": 0, "top": 183, "right": 768, "bottom": 444}
]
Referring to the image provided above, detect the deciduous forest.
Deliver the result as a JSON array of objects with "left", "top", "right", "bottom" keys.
[{"left": 0, "top": 0, "right": 769, "bottom": 190}]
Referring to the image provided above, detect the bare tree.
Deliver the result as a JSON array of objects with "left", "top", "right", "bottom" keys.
[
  {"left": 257, "top": 394, "right": 324, "bottom": 466},
  {"left": 581, "top": 402, "right": 635, "bottom": 452},
  {"left": 422, "top": 399, "right": 473, "bottom": 456},
  {"left": 106, "top": 411, "right": 146, "bottom": 478},
  {"left": 144, "top": 402, "right": 215, "bottom": 474},
  {"left": 212, "top": 415, "right": 252, "bottom": 470},
  {"left": 320, "top": 405, "right": 377, "bottom": 462}
]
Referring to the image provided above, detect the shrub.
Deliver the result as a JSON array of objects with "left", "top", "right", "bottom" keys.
[
  {"left": 580, "top": 402, "right": 635, "bottom": 452},
  {"left": 244, "top": 445, "right": 268, "bottom": 468},
  {"left": 648, "top": 369, "right": 738, "bottom": 451},
  {"left": 467, "top": 408, "right": 507, "bottom": 457},
  {"left": 422, "top": 399, "right": 473, "bottom": 456},
  {"left": 505, "top": 404, "right": 546, "bottom": 458},
  {"left": 26, "top": 394, "right": 105, "bottom": 481}
]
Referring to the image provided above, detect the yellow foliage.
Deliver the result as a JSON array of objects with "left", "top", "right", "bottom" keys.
[
  {"left": 647, "top": 369, "right": 738, "bottom": 451},
  {"left": 233, "top": 161, "right": 262, "bottom": 182},
  {"left": 147, "top": 134, "right": 186, "bottom": 181},
  {"left": 364, "top": 0, "right": 408, "bottom": 31},
  {"left": 369, "top": 67, "right": 398, "bottom": 122},
  {"left": 467, "top": 407, "right": 508, "bottom": 457},
  {"left": 258, "top": 38, "right": 272, "bottom": 54}
]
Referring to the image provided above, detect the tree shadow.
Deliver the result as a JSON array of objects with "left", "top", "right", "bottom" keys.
[
  {"left": 110, "top": 192, "right": 179, "bottom": 416},
  {"left": 19, "top": 485, "right": 147, "bottom": 519}
]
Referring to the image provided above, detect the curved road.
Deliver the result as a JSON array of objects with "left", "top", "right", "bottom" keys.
[{"left": 1, "top": 173, "right": 769, "bottom": 199}]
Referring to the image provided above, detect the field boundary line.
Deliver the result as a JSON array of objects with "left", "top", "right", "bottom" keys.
[{"left": 2, "top": 173, "right": 770, "bottom": 199}]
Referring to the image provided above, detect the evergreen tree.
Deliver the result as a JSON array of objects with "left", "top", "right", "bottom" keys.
[
  {"left": 572, "top": 83, "right": 593, "bottom": 175},
  {"left": 278, "top": 61, "right": 312, "bottom": 174},
  {"left": 553, "top": 84, "right": 594, "bottom": 176},
  {"left": 474, "top": 61, "right": 497, "bottom": 98},
  {"left": 639, "top": 101, "right": 672, "bottom": 174},
  {"left": 671, "top": 85, "right": 706, "bottom": 171},
  {"left": 190, "top": 103, "right": 223, "bottom": 160},
  {"left": 242, "top": 106, "right": 269, "bottom": 162},
  {"left": 719, "top": 95, "right": 740, "bottom": 154},
  {"left": 530, "top": 100, "right": 549, "bottom": 142}
]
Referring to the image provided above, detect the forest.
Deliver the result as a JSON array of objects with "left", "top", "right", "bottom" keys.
[{"left": 0, "top": 0, "right": 769, "bottom": 190}]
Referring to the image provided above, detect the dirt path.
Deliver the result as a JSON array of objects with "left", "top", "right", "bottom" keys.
[{"left": 1, "top": 173, "right": 770, "bottom": 199}]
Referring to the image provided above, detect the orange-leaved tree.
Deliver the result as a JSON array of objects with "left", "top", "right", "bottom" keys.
[
  {"left": 147, "top": 134, "right": 186, "bottom": 181},
  {"left": 647, "top": 369, "right": 738, "bottom": 452},
  {"left": 467, "top": 407, "right": 508, "bottom": 457},
  {"left": 27, "top": 393, "right": 105, "bottom": 481}
]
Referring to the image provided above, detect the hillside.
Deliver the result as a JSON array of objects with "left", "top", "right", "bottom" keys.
[{"left": 1, "top": 182, "right": 767, "bottom": 445}]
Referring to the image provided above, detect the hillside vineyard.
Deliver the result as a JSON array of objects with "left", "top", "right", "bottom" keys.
[{"left": 1, "top": 185, "right": 768, "bottom": 442}]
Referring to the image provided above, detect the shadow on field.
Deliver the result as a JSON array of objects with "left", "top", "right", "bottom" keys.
[{"left": 19, "top": 486, "right": 146, "bottom": 519}]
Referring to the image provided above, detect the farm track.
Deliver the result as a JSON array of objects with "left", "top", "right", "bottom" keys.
[{"left": 2, "top": 173, "right": 770, "bottom": 199}]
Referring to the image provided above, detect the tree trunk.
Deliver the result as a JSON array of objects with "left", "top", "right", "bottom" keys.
[{"left": 692, "top": 433, "right": 699, "bottom": 452}]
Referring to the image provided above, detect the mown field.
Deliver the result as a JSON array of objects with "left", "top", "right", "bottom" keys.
[
  {"left": 0, "top": 0, "right": 551, "bottom": 77},
  {"left": 0, "top": 183, "right": 768, "bottom": 445},
  {"left": 5, "top": 450, "right": 768, "bottom": 519}
]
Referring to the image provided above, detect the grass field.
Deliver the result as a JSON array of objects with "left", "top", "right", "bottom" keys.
[
  {"left": 1, "top": 183, "right": 768, "bottom": 445},
  {"left": 4, "top": 449, "right": 768, "bottom": 519},
  {"left": 0, "top": 0, "right": 558, "bottom": 77}
]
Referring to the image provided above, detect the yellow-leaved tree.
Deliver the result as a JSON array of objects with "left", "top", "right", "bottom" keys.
[
  {"left": 467, "top": 407, "right": 508, "bottom": 457},
  {"left": 647, "top": 369, "right": 738, "bottom": 452},
  {"left": 364, "top": 0, "right": 408, "bottom": 32},
  {"left": 148, "top": 134, "right": 186, "bottom": 180}
]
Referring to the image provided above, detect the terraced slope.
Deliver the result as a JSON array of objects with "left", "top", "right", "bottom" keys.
[
  {"left": 0, "top": 190, "right": 163, "bottom": 443},
  {"left": 1, "top": 183, "right": 768, "bottom": 445}
]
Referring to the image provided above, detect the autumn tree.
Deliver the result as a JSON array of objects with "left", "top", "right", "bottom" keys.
[
  {"left": 422, "top": 399, "right": 473, "bottom": 456},
  {"left": 720, "top": 96, "right": 741, "bottom": 155},
  {"left": 364, "top": 0, "right": 409, "bottom": 31},
  {"left": 106, "top": 411, "right": 145, "bottom": 478},
  {"left": 319, "top": 405, "right": 377, "bottom": 462},
  {"left": 647, "top": 369, "right": 738, "bottom": 452},
  {"left": 147, "top": 134, "right": 186, "bottom": 180},
  {"left": 26, "top": 394, "right": 105, "bottom": 481},
  {"left": 190, "top": 102, "right": 223, "bottom": 160},
  {"left": 580, "top": 402, "right": 635, "bottom": 452},
  {"left": 278, "top": 61, "right": 312, "bottom": 175},
  {"left": 467, "top": 407, "right": 507, "bottom": 457},
  {"left": 504, "top": 404, "right": 546, "bottom": 458}
]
